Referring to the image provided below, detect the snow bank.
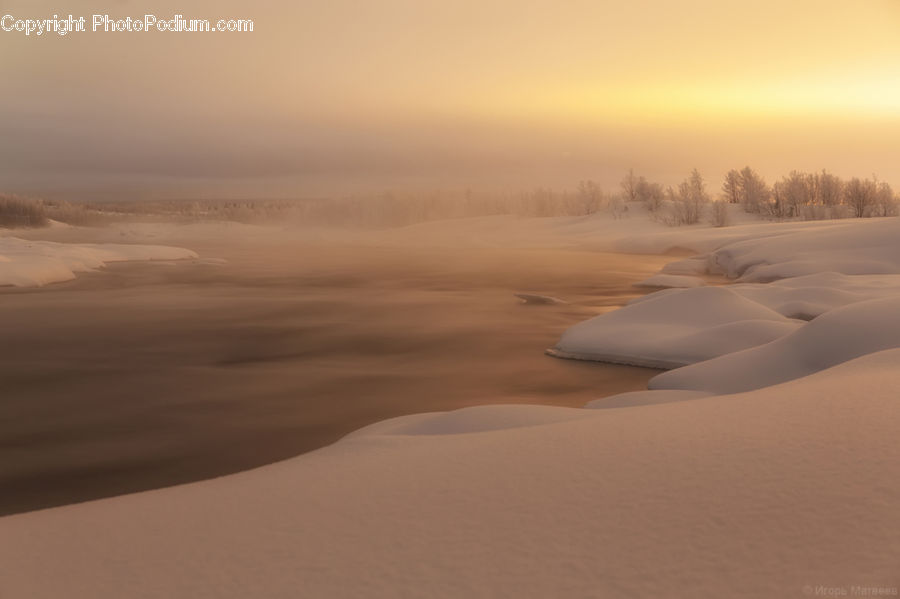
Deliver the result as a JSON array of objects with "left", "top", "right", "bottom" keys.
[
  {"left": 725, "top": 272, "right": 900, "bottom": 320},
  {"left": 633, "top": 273, "right": 705, "bottom": 288},
  {"left": 549, "top": 286, "right": 800, "bottom": 368},
  {"left": 708, "top": 218, "right": 900, "bottom": 282},
  {"left": 612, "top": 218, "right": 858, "bottom": 256},
  {"left": 552, "top": 218, "right": 900, "bottom": 369},
  {"left": 649, "top": 296, "right": 900, "bottom": 394},
  {"left": 585, "top": 389, "right": 712, "bottom": 408},
  {"left": 2, "top": 349, "right": 900, "bottom": 598},
  {"left": 0, "top": 237, "right": 198, "bottom": 287}
]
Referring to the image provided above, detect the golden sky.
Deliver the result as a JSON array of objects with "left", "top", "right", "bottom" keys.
[{"left": 1, "top": 0, "right": 899, "bottom": 198}]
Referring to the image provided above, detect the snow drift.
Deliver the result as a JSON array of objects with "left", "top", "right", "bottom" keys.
[
  {"left": 0, "top": 237, "right": 198, "bottom": 287},
  {"left": 650, "top": 295, "right": 900, "bottom": 394},
  {"left": 708, "top": 218, "right": 900, "bottom": 282},
  {"left": 2, "top": 349, "right": 899, "bottom": 598},
  {"left": 549, "top": 286, "right": 800, "bottom": 368},
  {"left": 551, "top": 218, "right": 900, "bottom": 372}
]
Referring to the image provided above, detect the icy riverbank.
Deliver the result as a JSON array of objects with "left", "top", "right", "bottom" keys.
[
  {"left": 2, "top": 216, "right": 899, "bottom": 598},
  {"left": 0, "top": 236, "right": 198, "bottom": 287}
]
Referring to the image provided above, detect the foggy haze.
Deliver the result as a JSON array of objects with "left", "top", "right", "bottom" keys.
[{"left": 2, "top": 0, "right": 899, "bottom": 199}]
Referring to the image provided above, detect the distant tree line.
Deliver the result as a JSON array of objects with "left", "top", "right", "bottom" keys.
[
  {"left": 614, "top": 167, "right": 714, "bottom": 226},
  {"left": 720, "top": 167, "right": 896, "bottom": 219},
  {"left": 1, "top": 168, "right": 897, "bottom": 230},
  {"left": 596, "top": 166, "right": 898, "bottom": 227},
  {"left": 0, "top": 195, "right": 49, "bottom": 228}
]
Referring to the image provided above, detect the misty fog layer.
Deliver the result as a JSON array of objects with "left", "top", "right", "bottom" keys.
[
  {"left": 0, "top": 225, "right": 671, "bottom": 515},
  {"left": 2, "top": 0, "right": 899, "bottom": 199}
]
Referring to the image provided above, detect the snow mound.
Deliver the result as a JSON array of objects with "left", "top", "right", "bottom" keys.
[
  {"left": 630, "top": 272, "right": 900, "bottom": 321},
  {"left": 710, "top": 218, "right": 900, "bottom": 281},
  {"left": 633, "top": 273, "right": 705, "bottom": 288},
  {"left": 0, "top": 237, "right": 198, "bottom": 287},
  {"left": 350, "top": 404, "right": 592, "bottom": 437},
  {"left": 728, "top": 274, "right": 893, "bottom": 320},
  {"left": 554, "top": 220, "right": 900, "bottom": 372},
  {"left": 650, "top": 296, "right": 900, "bottom": 394},
  {"left": 549, "top": 286, "right": 798, "bottom": 368}
]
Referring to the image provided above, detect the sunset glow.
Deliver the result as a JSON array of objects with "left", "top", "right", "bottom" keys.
[{"left": 2, "top": 0, "right": 899, "bottom": 196}]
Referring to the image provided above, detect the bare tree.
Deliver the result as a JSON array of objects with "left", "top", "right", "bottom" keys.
[
  {"left": 737, "top": 167, "right": 770, "bottom": 213},
  {"left": 773, "top": 171, "right": 815, "bottom": 218},
  {"left": 873, "top": 179, "right": 898, "bottom": 217},
  {"left": 710, "top": 200, "right": 730, "bottom": 227},
  {"left": 722, "top": 169, "right": 741, "bottom": 204},
  {"left": 635, "top": 177, "right": 665, "bottom": 212},
  {"left": 575, "top": 180, "right": 603, "bottom": 215},
  {"left": 0, "top": 195, "right": 49, "bottom": 228},
  {"left": 608, "top": 194, "right": 628, "bottom": 219},
  {"left": 673, "top": 168, "right": 709, "bottom": 225},
  {"left": 817, "top": 170, "right": 843, "bottom": 207},
  {"left": 843, "top": 177, "right": 877, "bottom": 218},
  {"left": 620, "top": 168, "right": 638, "bottom": 202}
]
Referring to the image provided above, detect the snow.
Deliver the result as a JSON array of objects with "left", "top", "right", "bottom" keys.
[
  {"left": 0, "top": 237, "right": 198, "bottom": 287},
  {"left": 633, "top": 273, "right": 705, "bottom": 288},
  {"left": 706, "top": 218, "right": 900, "bottom": 282},
  {"left": 551, "top": 217, "right": 900, "bottom": 370},
  {"left": 649, "top": 295, "right": 900, "bottom": 394},
  {"left": 2, "top": 348, "right": 900, "bottom": 598},
  {"left": 584, "top": 388, "right": 712, "bottom": 408},
  {"left": 549, "top": 286, "right": 800, "bottom": 368},
  {"left": 659, "top": 256, "right": 709, "bottom": 275},
  {"left": 2, "top": 215, "right": 900, "bottom": 598}
]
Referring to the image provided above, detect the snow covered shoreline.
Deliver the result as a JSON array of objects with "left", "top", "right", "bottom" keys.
[
  {"left": 2, "top": 216, "right": 899, "bottom": 598},
  {"left": 551, "top": 218, "right": 900, "bottom": 377},
  {"left": 0, "top": 235, "right": 198, "bottom": 287}
]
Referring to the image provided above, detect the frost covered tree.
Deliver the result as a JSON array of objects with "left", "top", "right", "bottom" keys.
[
  {"left": 620, "top": 169, "right": 638, "bottom": 202},
  {"left": 817, "top": 170, "right": 844, "bottom": 207},
  {"left": 672, "top": 169, "right": 709, "bottom": 225},
  {"left": 680, "top": 169, "right": 710, "bottom": 203},
  {"left": 575, "top": 180, "right": 603, "bottom": 215},
  {"left": 843, "top": 177, "right": 877, "bottom": 218},
  {"left": 737, "top": 167, "right": 770, "bottom": 214},
  {"left": 710, "top": 200, "right": 729, "bottom": 227},
  {"left": 722, "top": 170, "right": 741, "bottom": 204},
  {"left": 635, "top": 177, "right": 665, "bottom": 212},
  {"left": 773, "top": 171, "right": 815, "bottom": 218},
  {"left": 873, "top": 179, "right": 898, "bottom": 217}
]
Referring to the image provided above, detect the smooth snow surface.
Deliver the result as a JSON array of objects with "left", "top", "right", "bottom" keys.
[
  {"left": 707, "top": 218, "right": 900, "bottom": 282},
  {"left": 584, "top": 389, "right": 712, "bottom": 409},
  {"left": 2, "top": 349, "right": 899, "bottom": 598},
  {"left": 0, "top": 237, "right": 198, "bottom": 286},
  {"left": 650, "top": 296, "right": 900, "bottom": 394},
  {"left": 551, "top": 286, "right": 800, "bottom": 368}
]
